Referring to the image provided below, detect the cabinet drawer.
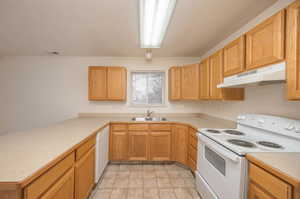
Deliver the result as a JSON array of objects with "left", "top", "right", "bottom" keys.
[
  {"left": 40, "top": 168, "right": 74, "bottom": 199},
  {"left": 76, "top": 135, "right": 96, "bottom": 161},
  {"left": 128, "top": 124, "right": 149, "bottom": 131},
  {"left": 111, "top": 124, "right": 127, "bottom": 131},
  {"left": 150, "top": 124, "right": 171, "bottom": 131},
  {"left": 24, "top": 152, "right": 75, "bottom": 199},
  {"left": 249, "top": 163, "right": 292, "bottom": 199}
]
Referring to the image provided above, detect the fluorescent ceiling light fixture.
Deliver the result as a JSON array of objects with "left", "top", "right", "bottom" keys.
[{"left": 139, "top": 0, "right": 177, "bottom": 48}]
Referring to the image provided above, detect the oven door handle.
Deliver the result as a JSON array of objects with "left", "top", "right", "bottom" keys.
[{"left": 199, "top": 135, "right": 239, "bottom": 163}]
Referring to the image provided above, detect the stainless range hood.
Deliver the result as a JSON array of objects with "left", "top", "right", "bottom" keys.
[{"left": 217, "top": 62, "right": 286, "bottom": 88}]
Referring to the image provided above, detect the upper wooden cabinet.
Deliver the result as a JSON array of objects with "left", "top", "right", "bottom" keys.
[
  {"left": 107, "top": 67, "right": 127, "bottom": 100},
  {"left": 223, "top": 36, "right": 245, "bottom": 76},
  {"left": 88, "top": 67, "right": 107, "bottom": 100},
  {"left": 287, "top": 0, "right": 300, "bottom": 100},
  {"left": 209, "top": 50, "right": 224, "bottom": 100},
  {"left": 209, "top": 50, "right": 244, "bottom": 100},
  {"left": 169, "top": 66, "right": 181, "bottom": 100},
  {"left": 246, "top": 10, "right": 285, "bottom": 70},
  {"left": 199, "top": 59, "right": 210, "bottom": 99},
  {"left": 181, "top": 64, "right": 200, "bottom": 100},
  {"left": 88, "top": 66, "right": 127, "bottom": 101}
]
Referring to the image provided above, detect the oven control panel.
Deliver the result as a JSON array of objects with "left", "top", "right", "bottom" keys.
[{"left": 237, "top": 114, "right": 300, "bottom": 139}]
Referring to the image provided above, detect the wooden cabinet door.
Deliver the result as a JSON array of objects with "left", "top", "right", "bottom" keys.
[
  {"left": 75, "top": 147, "right": 95, "bottom": 199},
  {"left": 223, "top": 36, "right": 245, "bottom": 76},
  {"left": 173, "top": 125, "right": 189, "bottom": 165},
  {"left": 128, "top": 131, "right": 148, "bottom": 161},
  {"left": 181, "top": 64, "right": 199, "bottom": 100},
  {"left": 110, "top": 131, "right": 128, "bottom": 161},
  {"left": 169, "top": 66, "right": 181, "bottom": 100},
  {"left": 149, "top": 131, "right": 171, "bottom": 161},
  {"left": 107, "top": 67, "right": 127, "bottom": 100},
  {"left": 88, "top": 66, "right": 107, "bottom": 100},
  {"left": 199, "top": 58, "right": 210, "bottom": 99},
  {"left": 287, "top": 0, "right": 300, "bottom": 100},
  {"left": 209, "top": 50, "right": 223, "bottom": 100},
  {"left": 248, "top": 182, "right": 275, "bottom": 199},
  {"left": 246, "top": 10, "right": 285, "bottom": 70},
  {"left": 40, "top": 168, "right": 74, "bottom": 199}
]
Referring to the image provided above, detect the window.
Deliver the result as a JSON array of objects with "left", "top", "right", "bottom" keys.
[{"left": 131, "top": 71, "right": 165, "bottom": 106}]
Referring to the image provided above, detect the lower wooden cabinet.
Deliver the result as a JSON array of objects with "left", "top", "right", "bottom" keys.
[
  {"left": 128, "top": 131, "right": 148, "bottom": 161},
  {"left": 188, "top": 128, "right": 198, "bottom": 171},
  {"left": 149, "top": 131, "right": 172, "bottom": 161},
  {"left": 75, "top": 147, "right": 95, "bottom": 199},
  {"left": 110, "top": 131, "right": 128, "bottom": 161},
  {"left": 248, "top": 163, "right": 292, "bottom": 199},
  {"left": 173, "top": 125, "right": 189, "bottom": 165},
  {"left": 40, "top": 168, "right": 74, "bottom": 199}
]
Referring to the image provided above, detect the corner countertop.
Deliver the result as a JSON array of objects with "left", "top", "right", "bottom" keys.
[
  {"left": 246, "top": 153, "right": 300, "bottom": 187},
  {"left": 0, "top": 115, "right": 235, "bottom": 184}
]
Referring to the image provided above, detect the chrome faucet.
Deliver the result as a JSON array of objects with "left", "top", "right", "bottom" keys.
[{"left": 146, "top": 110, "right": 154, "bottom": 119}]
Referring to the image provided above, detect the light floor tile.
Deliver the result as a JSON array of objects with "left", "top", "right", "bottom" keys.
[
  {"left": 130, "top": 171, "right": 143, "bottom": 179},
  {"left": 118, "top": 171, "right": 131, "bottom": 178},
  {"left": 129, "top": 178, "right": 143, "bottom": 188},
  {"left": 144, "top": 178, "right": 158, "bottom": 188},
  {"left": 155, "top": 170, "right": 169, "bottom": 178},
  {"left": 167, "top": 170, "right": 180, "bottom": 178},
  {"left": 99, "top": 178, "right": 115, "bottom": 189},
  {"left": 127, "top": 188, "right": 143, "bottom": 199},
  {"left": 143, "top": 165, "right": 155, "bottom": 171},
  {"left": 174, "top": 188, "right": 193, "bottom": 199},
  {"left": 143, "top": 170, "right": 156, "bottom": 178},
  {"left": 114, "top": 178, "right": 129, "bottom": 188},
  {"left": 111, "top": 188, "right": 128, "bottom": 199},
  {"left": 184, "top": 178, "right": 196, "bottom": 188},
  {"left": 157, "top": 178, "right": 172, "bottom": 188},
  {"left": 159, "top": 189, "right": 177, "bottom": 199},
  {"left": 144, "top": 188, "right": 159, "bottom": 199},
  {"left": 171, "top": 178, "right": 186, "bottom": 187},
  {"left": 93, "top": 189, "right": 112, "bottom": 199}
]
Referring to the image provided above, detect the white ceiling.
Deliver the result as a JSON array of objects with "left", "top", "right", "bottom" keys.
[{"left": 0, "top": 0, "right": 277, "bottom": 57}]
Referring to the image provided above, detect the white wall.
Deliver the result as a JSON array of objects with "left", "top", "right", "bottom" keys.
[{"left": 0, "top": 56, "right": 202, "bottom": 134}]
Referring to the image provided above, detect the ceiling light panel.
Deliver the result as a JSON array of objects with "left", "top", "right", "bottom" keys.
[{"left": 140, "top": 0, "right": 177, "bottom": 48}]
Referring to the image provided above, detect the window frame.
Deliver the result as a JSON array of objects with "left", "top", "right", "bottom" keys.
[{"left": 130, "top": 70, "right": 166, "bottom": 107}]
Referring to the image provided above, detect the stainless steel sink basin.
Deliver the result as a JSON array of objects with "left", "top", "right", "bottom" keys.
[{"left": 132, "top": 117, "right": 167, "bottom": 122}]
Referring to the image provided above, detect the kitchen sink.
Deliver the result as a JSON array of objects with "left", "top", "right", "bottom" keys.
[{"left": 132, "top": 117, "right": 167, "bottom": 122}]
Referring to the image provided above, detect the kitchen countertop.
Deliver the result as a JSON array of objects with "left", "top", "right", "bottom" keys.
[
  {"left": 0, "top": 114, "right": 235, "bottom": 184},
  {"left": 246, "top": 153, "right": 300, "bottom": 187}
]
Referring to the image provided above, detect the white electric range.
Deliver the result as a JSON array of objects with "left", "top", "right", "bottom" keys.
[{"left": 195, "top": 114, "right": 300, "bottom": 199}]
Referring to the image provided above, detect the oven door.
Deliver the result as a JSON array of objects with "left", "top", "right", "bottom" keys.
[{"left": 196, "top": 134, "right": 247, "bottom": 199}]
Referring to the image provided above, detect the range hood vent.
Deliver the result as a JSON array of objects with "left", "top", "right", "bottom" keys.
[{"left": 217, "top": 62, "right": 286, "bottom": 88}]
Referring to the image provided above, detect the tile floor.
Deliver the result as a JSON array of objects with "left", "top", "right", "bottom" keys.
[{"left": 90, "top": 163, "right": 202, "bottom": 199}]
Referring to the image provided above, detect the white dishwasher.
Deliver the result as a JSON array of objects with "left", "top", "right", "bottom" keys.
[{"left": 95, "top": 126, "right": 109, "bottom": 183}]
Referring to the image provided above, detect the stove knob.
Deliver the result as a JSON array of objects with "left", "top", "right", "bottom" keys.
[{"left": 285, "top": 124, "right": 295, "bottom": 131}]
